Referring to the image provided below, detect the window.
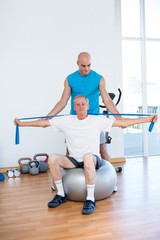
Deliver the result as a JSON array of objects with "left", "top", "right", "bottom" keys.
[
  {"left": 145, "top": 0, "right": 160, "bottom": 38},
  {"left": 121, "top": 0, "right": 160, "bottom": 157}
]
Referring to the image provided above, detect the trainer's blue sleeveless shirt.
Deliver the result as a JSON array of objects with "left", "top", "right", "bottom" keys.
[{"left": 67, "top": 70, "right": 102, "bottom": 114}]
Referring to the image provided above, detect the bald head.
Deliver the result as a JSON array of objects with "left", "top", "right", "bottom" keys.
[
  {"left": 77, "top": 52, "right": 91, "bottom": 76},
  {"left": 77, "top": 52, "right": 91, "bottom": 62}
]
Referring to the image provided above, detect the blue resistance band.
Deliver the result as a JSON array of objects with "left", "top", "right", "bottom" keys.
[{"left": 15, "top": 113, "right": 155, "bottom": 145}]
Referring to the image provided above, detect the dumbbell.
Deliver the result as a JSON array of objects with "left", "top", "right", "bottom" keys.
[
  {"left": 13, "top": 168, "right": 20, "bottom": 177},
  {"left": 6, "top": 169, "right": 14, "bottom": 178},
  {"left": 6, "top": 169, "right": 20, "bottom": 178},
  {"left": 33, "top": 153, "right": 49, "bottom": 173},
  {"left": 18, "top": 157, "right": 32, "bottom": 174},
  {"left": 28, "top": 160, "right": 40, "bottom": 175}
]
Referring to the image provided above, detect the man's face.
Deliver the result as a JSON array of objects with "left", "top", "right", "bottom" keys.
[
  {"left": 74, "top": 97, "right": 89, "bottom": 114},
  {"left": 77, "top": 57, "right": 91, "bottom": 76}
]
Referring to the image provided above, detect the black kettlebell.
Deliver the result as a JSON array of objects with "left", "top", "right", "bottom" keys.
[
  {"left": 28, "top": 160, "right": 40, "bottom": 175},
  {"left": 33, "top": 153, "right": 49, "bottom": 173},
  {"left": 18, "top": 157, "right": 32, "bottom": 174}
]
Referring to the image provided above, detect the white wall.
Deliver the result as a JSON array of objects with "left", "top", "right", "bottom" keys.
[{"left": 0, "top": 0, "right": 124, "bottom": 168}]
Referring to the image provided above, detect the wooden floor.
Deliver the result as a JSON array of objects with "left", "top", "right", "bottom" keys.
[{"left": 0, "top": 156, "right": 160, "bottom": 240}]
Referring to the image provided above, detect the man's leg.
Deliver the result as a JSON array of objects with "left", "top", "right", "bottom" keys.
[
  {"left": 100, "top": 132, "right": 110, "bottom": 161},
  {"left": 51, "top": 148, "right": 69, "bottom": 191},
  {"left": 100, "top": 132, "right": 122, "bottom": 174},
  {"left": 100, "top": 143, "right": 110, "bottom": 161},
  {"left": 48, "top": 154, "right": 75, "bottom": 208},
  {"left": 82, "top": 153, "right": 97, "bottom": 214}
]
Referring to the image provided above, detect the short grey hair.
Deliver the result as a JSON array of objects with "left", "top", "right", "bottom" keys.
[{"left": 74, "top": 95, "right": 89, "bottom": 105}]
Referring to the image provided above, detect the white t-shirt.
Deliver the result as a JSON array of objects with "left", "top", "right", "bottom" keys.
[{"left": 49, "top": 115, "right": 114, "bottom": 162}]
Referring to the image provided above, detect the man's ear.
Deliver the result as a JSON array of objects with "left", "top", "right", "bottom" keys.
[{"left": 87, "top": 104, "right": 90, "bottom": 110}]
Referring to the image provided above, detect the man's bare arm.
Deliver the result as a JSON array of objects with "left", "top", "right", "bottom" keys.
[
  {"left": 47, "top": 78, "right": 71, "bottom": 116},
  {"left": 99, "top": 77, "right": 122, "bottom": 120},
  {"left": 112, "top": 114, "right": 158, "bottom": 128},
  {"left": 14, "top": 118, "right": 51, "bottom": 128}
]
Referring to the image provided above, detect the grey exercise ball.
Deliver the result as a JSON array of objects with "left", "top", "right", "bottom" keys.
[{"left": 61, "top": 160, "right": 117, "bottom": 201}]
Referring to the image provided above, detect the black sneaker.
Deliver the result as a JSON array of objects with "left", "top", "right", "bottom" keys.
[
  {"left": 48, "top": 194, "right": 67, "bottom": 208},
  {"left": 82, "top": 200, "right": 96, "bottom": 214}
]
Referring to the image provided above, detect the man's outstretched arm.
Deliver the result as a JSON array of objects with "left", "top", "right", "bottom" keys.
[
  {"left": 112, "top": 114, "right": 158, "bottom": 128},
  {"left": 14, "top": 118, "right": 51, "bottom": 128}
]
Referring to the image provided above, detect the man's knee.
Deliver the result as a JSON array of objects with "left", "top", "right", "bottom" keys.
[{"left": 48, "top": 154, "right": 59, "bottom": 166}]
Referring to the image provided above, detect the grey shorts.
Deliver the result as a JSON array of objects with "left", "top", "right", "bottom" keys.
[
  {"left": 67, "top": 155, "right": 103, "bottom": 169},
  {"left": 100, "top": 132, "right": 109, "bottom": 144},
  {"left": 100, "top": 132, "right": 105, "bottom": 144}
]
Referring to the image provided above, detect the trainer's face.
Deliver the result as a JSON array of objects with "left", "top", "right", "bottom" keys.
[
  {"left": 77, "top": 56, "right": 91, "bottom": 76},
  {"left": 74, "top": 97, "right": 89, "bottom": 114}
]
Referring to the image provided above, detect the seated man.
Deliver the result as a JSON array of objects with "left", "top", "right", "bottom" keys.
[{"left": 14, "top": 96, "right": 157, "bottom": 215}]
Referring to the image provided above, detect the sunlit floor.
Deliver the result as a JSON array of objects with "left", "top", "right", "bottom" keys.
[{"left": 0, "top": 156, "right": 160, "bottom": 240}]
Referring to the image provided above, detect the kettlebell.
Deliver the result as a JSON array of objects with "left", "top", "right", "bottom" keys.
[
  {"left": 18, "top": 157, "right": 32, "bottom": 174},
  {"left": 28, "top": 160, "right": 40, "bottom": 175},
  {"left": 33, "top": 153, "right": 49, "bottom": 173}
]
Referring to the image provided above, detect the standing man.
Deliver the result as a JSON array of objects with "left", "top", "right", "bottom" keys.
[{"left": 47, "top": 52, "right": 122, "bottom": 162}]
